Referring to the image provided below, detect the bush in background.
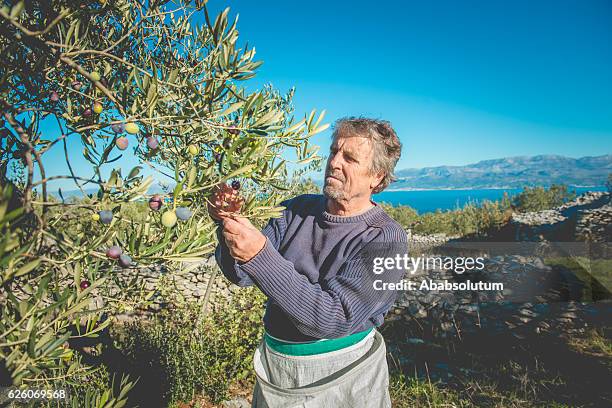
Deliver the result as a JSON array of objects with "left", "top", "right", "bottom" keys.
[
  {"left": 379, "top": 193, "right": 512, "bottom": 237},
  {"left": 113, "top": 286, "right": 266, "bottom": 406},
  {"left": 512, "top": 184, "right": 576, "bottom": 212},
  {"left": 379, "top": 184, "right": 586, "bottom": 237}
]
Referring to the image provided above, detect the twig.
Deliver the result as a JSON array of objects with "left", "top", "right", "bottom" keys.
[
  {"left": 31, "top": 175, "right": 102, "bottom": 187},
  {"left": 198, "top": 267, "right": 219, "bottom": 324},
  {"left": 1, "top": 102, "right": 35, "bottom": 212}
]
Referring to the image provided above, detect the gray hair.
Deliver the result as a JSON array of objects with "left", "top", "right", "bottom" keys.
[{"left": 331, "top": 117, "right": 402, "bottom": 194}]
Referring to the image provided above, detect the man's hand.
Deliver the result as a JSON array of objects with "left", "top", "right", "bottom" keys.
[
  {"left": 207, "top": 183, "right": 244, "bottom": 221},
  {"left": 221, "top": 216, "right": 267, "bottom": 263}
]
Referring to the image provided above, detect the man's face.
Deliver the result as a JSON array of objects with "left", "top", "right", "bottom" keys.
[{"left": 323, "top": 136, "right": 381, "bottom": 201}]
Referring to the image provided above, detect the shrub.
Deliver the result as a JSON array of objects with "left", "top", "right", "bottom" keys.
[
  {"left": 381, "top": 197, "right": 511, "bottom": 237},
  {"left": 114, "top": 287, "right": 266, "bottom": 405},
  {"left": 512, "top": 184, "right": 576, "bottom": 212},
  {"left": 381, "top": 186, "right": 582, "bottom": 237}
]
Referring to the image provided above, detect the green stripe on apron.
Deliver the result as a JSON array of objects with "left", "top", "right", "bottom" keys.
[{"left": 264, "top": 327, "right": 374, "bottom": 356}]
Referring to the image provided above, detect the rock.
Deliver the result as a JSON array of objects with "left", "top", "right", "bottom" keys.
[{"left": 222, "top": 398, "right": 251, "bottom": 408}]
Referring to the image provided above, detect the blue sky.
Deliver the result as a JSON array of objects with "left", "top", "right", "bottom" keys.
[
  {"left": 203, "top": 0, "right": 611, "bottom": 169},
  {"left": 27, "top": 0, "right": 612, "bottom": 191}
]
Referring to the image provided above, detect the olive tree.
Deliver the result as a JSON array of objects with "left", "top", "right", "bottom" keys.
[{"left": 0, "top": 0, "right": 325, "bottom": 404}]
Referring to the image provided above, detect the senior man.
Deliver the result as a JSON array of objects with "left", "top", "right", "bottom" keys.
[{"left": 209, "top": 117, "right": 408, "bottom": 408}]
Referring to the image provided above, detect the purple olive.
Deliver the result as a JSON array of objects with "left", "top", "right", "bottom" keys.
[
  {"left": 98, "top": 210, "right": 113, "bottom": 224},
  {"left": 118, "top": 254, "right": 132, "bottom": 268},
  {"left": 80, "top": 280, "right": 90, "bottom": 290},
  {"left": 106, "top": 245, "right": 122, "bottom": 259},
  {"left": 149, "top": 195, "right": 163, "bottom": 211},
  {"left": 111, "top": 123, "right": 125, "bottom": 133},
  {"left": 231, "top": 180, "right": 241, "bottom": 190},
  {"left": 115, "top": 137, "right": 129, "bottom": 150},
  {"left": 83, "top": 108, "right": 92, "bottom": 117},
  {"left": 146, "top": 136, "right": 159, "bottom": 150}
]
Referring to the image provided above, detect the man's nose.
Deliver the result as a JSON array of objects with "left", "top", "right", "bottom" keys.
[{"left": 328, "top": 153, "right": 342, "bottom": 170}]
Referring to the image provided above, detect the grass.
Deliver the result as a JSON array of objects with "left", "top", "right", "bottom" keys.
[
  {"left": 382, "top": 311, "right": 612, "bottom": 408},
  {"left": 567, "top": 327, "right": 612, "bottom": 360},
  {"left": 159, "top": 323, "right": 611, "bottom": 407},
  {"left": 390, "top": 371, "right": 471, "bottom": 407}
]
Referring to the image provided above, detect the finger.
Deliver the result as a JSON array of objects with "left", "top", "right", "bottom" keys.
[
  {"left": 223, "top": 231, "right": 239, "bottom": 246},
  {"left": 227, "top": 244, "right": 237, "bottom": 259},
  {"left": 232, "top": 216, "right": 252, "bottom": 227},
  {"left": 222, "top": 217, "right": 243, "bottom": 234},
  {"left": 222, "top": 225, "right": 239, "bottom": 238}
]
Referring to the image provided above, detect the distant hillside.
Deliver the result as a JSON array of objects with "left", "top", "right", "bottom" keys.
[
  {"left": 51, "top": 154, "right": 611, "bottom": 197},
  {"left": 389, "top": 154, "right": 612, "bottom": 190}
]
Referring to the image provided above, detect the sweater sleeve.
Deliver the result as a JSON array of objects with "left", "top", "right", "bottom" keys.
[
  {"left": 214, "top": 202, "right": 289, "bottom": 287},
  {"left": 237, "top": 223, "right": 408, "bottom": 338}
]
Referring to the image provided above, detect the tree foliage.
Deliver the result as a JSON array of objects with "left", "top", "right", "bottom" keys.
[
  {"left": 0, "top": 0, "right": 325, "bottom": 403},
  {"left": 512, "top": 184, "right": 576, "bottom": 213}
]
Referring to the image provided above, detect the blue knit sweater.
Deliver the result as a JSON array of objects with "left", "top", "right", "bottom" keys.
[{"left": 215, "top": 194, "right": 408, "bottom": 342}]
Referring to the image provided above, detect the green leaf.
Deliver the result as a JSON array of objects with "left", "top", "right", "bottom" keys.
[
  {"left": 284, "top": 119, "right": 305, "bottom": 134},
  {"left": 127, "top": 166, "right": 142, "bottom": 179},
  {"left": 40, "top": 332, "right": 70, "bottom": 358},
  {"left": 187, "top": 166, "right": 197, "bottom": 189},
  {"left": 27, "top": 327, "right": 38, "bottom": 358},
  {"left": 9, "top": 1, "right": 25, "bottom": 19},
  {"left": 222, "top": 164, "right": 256, "bottom": 181},
  {"left": 104, "top": 61, "right": 112, "bottom": 77},
  {"left": 307, "top": 123, "right": 330, "bottom": 137},
  {"left": 216, "top": 101, "right": 244, "bottom": 118},
  {"left": 312, "top": 109, "right": 326, "bottom": 130},
  {"left": 14, "top": 259, "right": 40, "bottom": 278},
  {"left": 168, "top": 67, "right": 179, "bottom": 83},
  {"left": 65, "top": 19, "right": 77, "bottom": 46}
]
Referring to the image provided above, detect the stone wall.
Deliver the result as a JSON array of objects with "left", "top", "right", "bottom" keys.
[
  {"left": 490, "top": 191, "right": 610, "bottom": 242},
  {"left": 575, "top": 204, "right": 612, "bottom": 242},
  {"left": 389, "top": 251, "right": 605, "bottom": 339},
  {"left": 109, "top": 258, "right": 242, "bottom": 322},
  {"left": 392, "top": 191, "right": 611, "bottom": 339}
]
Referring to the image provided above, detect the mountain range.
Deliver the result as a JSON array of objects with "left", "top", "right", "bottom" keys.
[
  {"left": 386, "top": 154, "right": 611, "bottom": 190},
  {"left": 52, "top": 154, "right": 611, "bottom": 197}
]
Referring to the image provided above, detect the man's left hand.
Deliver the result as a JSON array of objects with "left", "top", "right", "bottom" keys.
[{"left": 221, "top": 216, "right": 267, "bottom": 263}]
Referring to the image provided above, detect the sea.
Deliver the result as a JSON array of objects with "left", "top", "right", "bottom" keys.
[
  {"left": 51, "top": 185, "right": 608, "bottom": 215},
  {"left": 373, "top": 186, "right": 608, "bottom": 214}
]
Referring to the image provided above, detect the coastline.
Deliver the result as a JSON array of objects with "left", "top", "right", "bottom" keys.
[{"left": 383, "top": 185, "right": 606, "bottom": 192}]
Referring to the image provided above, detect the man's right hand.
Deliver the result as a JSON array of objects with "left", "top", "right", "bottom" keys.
[{"left": 207, "top": 182, "right": 245, "bottom": 221}]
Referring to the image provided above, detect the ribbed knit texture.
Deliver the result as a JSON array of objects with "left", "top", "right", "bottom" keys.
[{"left": 215, "top": 194, "right": 409, "bottom": 341}]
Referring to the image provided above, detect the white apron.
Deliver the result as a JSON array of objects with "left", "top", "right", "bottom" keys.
[{"left": 251, "top": 329, "right": 392, "bottom": 408}]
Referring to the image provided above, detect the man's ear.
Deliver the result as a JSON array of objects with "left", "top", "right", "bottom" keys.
[{"left": 370, "top": 171, "right": 385, "bottom": 190}]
